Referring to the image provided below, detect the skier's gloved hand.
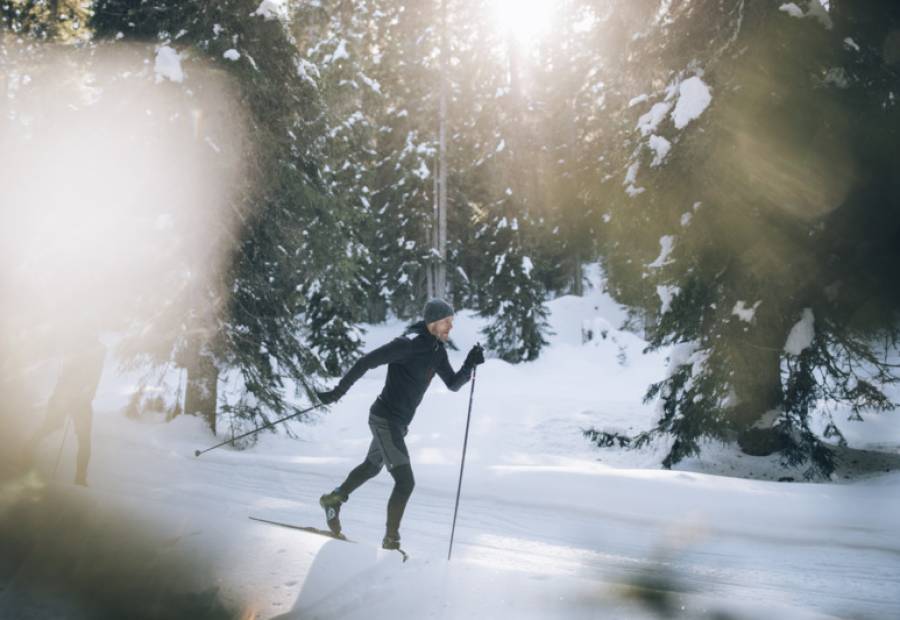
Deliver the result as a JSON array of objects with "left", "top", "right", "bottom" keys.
[
  {"left": 464, "top": 344, "right": 485, "bottom": 367},
  {"left": 316, "top": 388, "right": 343, "bottom": 405}
]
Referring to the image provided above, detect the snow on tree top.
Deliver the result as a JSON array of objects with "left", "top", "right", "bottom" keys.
[
  {"left": 779, "top": 3, "right": 804, "bottom": 18},
  {"left": 628, "top": 94, "right": 649, "bottom": 107},
  {"left": 624, "top": 161, "right": 645, "bottom": 197},
  {"left": 636, "top": 101, "right": 672, "bottom": 137},
  {"left": 844, "top": 37, "right": 860, "bottom": 52},
  {"left": 648, "top": 135, "right": 671, "bottom": 167},
  {"left": 779, "top": 1, "right": 833, "bottom": 29},
  {"left": 297, "top": 58, "right": 319, "bottom": 87},
  {"left": 732, "top": 300, "right": 761, "bottom": 323},
  {"left": 784, "top": 308, "right": 815, "bottom": 355},
  {"left": 657, "top": 284, "right": 680, "bottom": 314},
  {"left": 358, "top": 72, "right": 382, "bottom": 94},
  {"left": 666, "top": 340, "right": 707, "bottom": 379},
  {"left": 522, "top": 256, "right": 533, "bottom": 277},
  {"left": 154, "top": 46, "right": 183, "bottom": 83},
  {"left": 413, "top": 160, "right": 430, "bottom": 180},
  {"left": 252, "top": 0, "right": 287, "bottom": 21},
  {"left": 330, "top": 40, "right": 350, "bottom": 63},
  {"left": 671, "top": 76, "right": 711, "bottom": 130},
  {"left": 223, "top": 49, "right": 240, "bottom": 61},
  {"left": 648, "top": 235, "right": 675, "bottom": 268},
  {"left": 624, "top": 161, "right": 640, "bottom": 186}
]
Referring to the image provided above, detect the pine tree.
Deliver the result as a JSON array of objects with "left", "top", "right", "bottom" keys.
[
  {"left": 441, "top": 0, "right": 551, "bottom": 360},
  {"left": 363, "top": 0, "right": 442, "bottom": 319},
  {"left": 590, "top": 0, "right": 900, "bottom": 477},
  {"left": 529, "top": 0, "right": 601, "bottom": 297},
  {"left": 288, "top": 0, "right": 383, "bottom": 374},
  {"left": 90, "top": 0, "right": 360, "bottom": 432},
  {"left": 2, "top": 0, "right": 90, "bottom": 40},
  {"left": 477, "top": 210, "right": 550, "bottom": 362}
]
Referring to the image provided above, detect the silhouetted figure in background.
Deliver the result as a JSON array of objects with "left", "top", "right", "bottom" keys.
[{"left": 24, "top": 330, "right": 106, "bottom": 486}]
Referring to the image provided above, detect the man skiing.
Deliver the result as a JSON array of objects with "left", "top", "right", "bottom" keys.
[
  {"left": 316, "top": 298, "right": 484, "bottom": 551},
  {"left": 24, "top": 328, "right": 106, "bottom": 486}
]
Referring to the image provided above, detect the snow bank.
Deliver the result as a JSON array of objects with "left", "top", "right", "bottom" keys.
[{"left": 10, "top": 260, "right": 900, "bottom": 619}]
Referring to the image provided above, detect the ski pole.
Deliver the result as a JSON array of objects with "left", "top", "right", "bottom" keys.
[
  {"left": 52, "top": 416, "right": 72, "bottom": 479},
  {"left": 448, "top": 364, "right": 477, "bottom": 561},
  {"left": 194, "top": 402, "right": 326, "bottom": 458}
]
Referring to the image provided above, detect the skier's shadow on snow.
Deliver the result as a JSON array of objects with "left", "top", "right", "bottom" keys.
[{"left": 271, "top": 537, "right": 380, "bottom": 619}]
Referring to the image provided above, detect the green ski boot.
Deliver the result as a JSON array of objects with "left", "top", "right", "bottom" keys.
[{"left": 319, "top": 489, "right": 347, "bottom": 537}]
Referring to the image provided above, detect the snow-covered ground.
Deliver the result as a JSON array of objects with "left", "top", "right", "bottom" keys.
[{"left": 4, "top": 266, "right": 900, "bottom": 619}]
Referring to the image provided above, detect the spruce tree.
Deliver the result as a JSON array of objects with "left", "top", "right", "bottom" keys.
[
  {"left": 90, "top": 0, "right": 361, "bottom": 432},
  {"left": 589, "top": 0, "right": 900, "bottom": 477},
  {"left": 446, "top": 0, "right": 552, "bottom": 361},
  {"left": 363, "top": 0, "right": 443, "bottom": 319}
]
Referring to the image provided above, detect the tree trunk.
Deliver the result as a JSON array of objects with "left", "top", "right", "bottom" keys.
[
  {"left": 732, "top": 338, "right": 788, "bottom": 456},
  {"left": 184, "top": 343, "right": 218, "bottom": 434},
  {"left": 427, "top": 157, "right": 437, "bottom": 299},
  {"left": 435, "top": 0, "right": 449, "bottom": 299},
  {"left": 572, "top": 252, "right": 583, "bottom": 296}
]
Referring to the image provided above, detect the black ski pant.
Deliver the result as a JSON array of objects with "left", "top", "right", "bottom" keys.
[{"left": 336, "top": 415, "right": 415, "bottom": 537}]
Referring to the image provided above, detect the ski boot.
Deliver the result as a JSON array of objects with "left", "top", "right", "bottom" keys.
[
  {"left": 382, "top": 532, "right": 401, "bottom": 551},
  {"left": 382, "top": 531, "right": 408, "bottom": 561},
  {"left": 319, "top": 489, "right": 347, "bottom": 538}
]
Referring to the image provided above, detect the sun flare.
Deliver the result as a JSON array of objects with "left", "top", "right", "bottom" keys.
[{"left": 490, "top": 0, "right": 557, "bottom": 43}]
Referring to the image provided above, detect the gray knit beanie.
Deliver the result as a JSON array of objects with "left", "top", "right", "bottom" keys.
[{"left": 423, "top": 298, "right": 454, "bottom": 324}]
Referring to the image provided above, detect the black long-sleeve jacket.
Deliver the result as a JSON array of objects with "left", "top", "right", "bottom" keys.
[{"left": 334, "top": 322, "right": 473, "bottom": 426}]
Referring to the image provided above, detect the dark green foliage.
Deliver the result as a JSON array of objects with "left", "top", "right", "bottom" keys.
[
  {"left": 360, "top": 0, "right": 441, "bottom": 320},
  {"left": 477, "top": 211, "right": 550, "bottom": 362},
  {"left": 88, "top": 0, "right": 363, "bottom": 428},
  {"left": 303, "top": 287, "right": 365, "bottom": 377},
  {"left": 2, "top": 0, "right": 89, "bottom": 40},
  {"left": 11, "top": 0, "right": 898, "bottom": 473},
  {"left": 592, "top": 0, "right": 900, "bottom": 476},
  {"left": 582, "top": 428, "right": 632, "bottom": 449}
]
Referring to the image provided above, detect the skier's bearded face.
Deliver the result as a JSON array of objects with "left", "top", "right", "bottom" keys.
[{"left": 427, "top": 315, "right": 453, "bottom": 342}]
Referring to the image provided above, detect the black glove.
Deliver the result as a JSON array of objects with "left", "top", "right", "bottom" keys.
[
  {"left": 316, "top": 388, "right": 343, "bottom": 405},
  {"left": 464, "top": 344, "right": 485, "bottom": 367}
]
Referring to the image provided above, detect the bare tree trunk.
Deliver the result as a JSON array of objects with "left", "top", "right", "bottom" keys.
[
  {"left": 573, "top": 252, "right": 584, "bottom": 296},
  {"left": 435, "top": 0, "right": 449, "bottom": 299},
  {"left": 427, "top": 158, "right": 438, "bottom": 299},
  {"left": 562, "top": 0, "right": 583, "bottom": 296},
  {"left": 567, "top": 90, "right": 583, "bottom": 295},
  {"left": 505, "top": 31, "right": 522, "bottom": 223}
]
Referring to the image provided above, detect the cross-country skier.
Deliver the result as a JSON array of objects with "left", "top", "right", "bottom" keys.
[
  {"left": 316, "top": 298, "right": 484, "bottom": 551},
  {"left": 24, "top": 328, "right": 106, "bottom": 486}
]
